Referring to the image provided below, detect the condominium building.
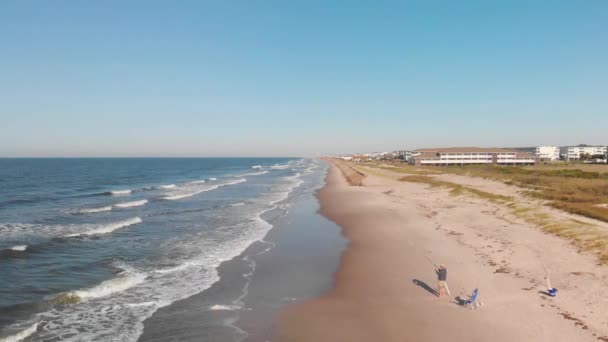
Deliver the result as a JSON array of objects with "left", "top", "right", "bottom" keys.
[
  {"left": 535, "top": 146, "right": 560, "bottom": 161},
  {"left": 409, "top": 147, "right": 536, "bottom": 166},
  {"left": 566, "top": 145, "right": 607, "bottom": 161}
]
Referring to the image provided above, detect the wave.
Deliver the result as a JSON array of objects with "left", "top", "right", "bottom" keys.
[
  {"left": 0, "top": 245, "right": 28, "bottom": 258},
  {"left": 159, "top": 190, "right": 209, "bottom": 201},
  {"left": 224, "top": 178, "right": 246, "bottom": 186},
  {"left": 154, "top": 261, "right": 201, "bottom": 274},
  {"left": 54, "top": 270, "right": 146, "bottom": 303},
  {"left": 109, "top": 190, "right": 132, "bottom": 196},
  {"left": 188, "top": 180, "right": 205, "bottom": 184},
  {"left": 10, "top": 245, "right": 27, "bottom": 252},
  {"left": 65, "top": 217, "right": 142, "bottom": 237},
  {"left": 160, "top": 179, "right": 246, "bottom": 201},
  {"left": 79, "top": 205, "right": 113, "bottom": 213},
  {"left": 0, "top": 322, "right": 39, "bottom": 342},
  {"left": 114, "top": 200, "right": 148, "bottom": 208},
  {"left": 251, "top": 165, "right": 262, "bottom": 169},
  {"left": 240, "top": 170, "right": 269, "bottom": 177},
  {"left": 208, "top": 178, "right": 217, "bottom": 181},
  {"left": 158, "top": 184, "right": 176, "bottom": 189},
  {"left": 209, "top": 304, "right": 241, "bottom": 311},
  {"left": 231, "top": 202, "right": 245, "bottom": 207},
  {"left": 270, "top": 164, "right": 290, "bottom": 170}
]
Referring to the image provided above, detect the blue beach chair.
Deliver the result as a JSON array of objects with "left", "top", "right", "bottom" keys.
[{"left": 464, "top": 288, "right": 481, "bottom": 309}]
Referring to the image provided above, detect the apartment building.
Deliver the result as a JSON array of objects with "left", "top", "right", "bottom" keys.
[
  {"left": 535, "top": 146, "right": 560, "bottom": 161},
  {"left": 409, "top": 147, "right": 536, "bottom": 166},
  {"left": 567, "top": 145, "right": 607, "bottom": 161}
]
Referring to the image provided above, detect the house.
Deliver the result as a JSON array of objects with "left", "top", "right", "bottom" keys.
[{"left": 409, "top": 147, "right": 536, "bottom": 166}]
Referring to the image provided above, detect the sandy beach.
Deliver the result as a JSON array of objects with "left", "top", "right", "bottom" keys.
[{"left": 278, "top": 160, "right": 608, "bottom": 342}]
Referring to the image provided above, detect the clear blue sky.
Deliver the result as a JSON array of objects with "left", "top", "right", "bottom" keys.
[{"left": 1, "top": 1, "right": 606, "bottom": 157}]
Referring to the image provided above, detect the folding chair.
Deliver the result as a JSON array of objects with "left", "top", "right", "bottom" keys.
[{"left": 464, "top": 288, "right": 481, "bottom": 309}]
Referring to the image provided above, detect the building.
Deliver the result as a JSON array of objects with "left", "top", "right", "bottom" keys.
[
  {"left": 535, "top": 146, "right": 560, "bottom": 161},
  {"left": 394, "top": 150, "right": 413, "bottom": 162},
  {"left": 566, "top": 145, "right": 607, "bottom": 161},
  {"left": 409, "top": 147, "right": 536, "bottom": 166}
]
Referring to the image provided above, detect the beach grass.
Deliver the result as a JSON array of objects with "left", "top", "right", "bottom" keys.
[
  {"left": 368, "top": 162, "right": 608, "bottom": 223},
  {"left": 433, "top": 164, "right": 608, "bottom": 223}
]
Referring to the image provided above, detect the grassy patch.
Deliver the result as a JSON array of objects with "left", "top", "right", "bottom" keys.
[{"left": 387, "top": 163, "right": 608, "bottom": 223}]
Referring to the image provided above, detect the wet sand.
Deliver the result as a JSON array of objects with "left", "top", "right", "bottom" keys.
[{"left": 278, "top": 160, "right": 608, "bottom": 342}]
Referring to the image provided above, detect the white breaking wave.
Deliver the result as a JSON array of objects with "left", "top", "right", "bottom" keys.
[
  {"left": 209, "top": 304, "right": 240, "bottom": 311},
  {"left": 189, "top": 180, "right": 206, "bottom": 184},
  {"left": 79, "top": 206, "right": 113, "bottom": 213},
  {"left": 160, "top": 179, "right": 246, "bottom": 201},
  {"left": 224, "top": 178, "right": 246, "bottom": 186},
  {"left": 110, "top": 190, "right": 132, "bottom": 195},
  {"left": 0, "top": 322, "right": 38, "bottom": 342},
  {"left": 208, "top": 178, "right": 217, "bottom": 181},
  {"left": 240, "top": 170, "right": 269, "bottom": 177},
  {"left": 65, "top": 217, "right": 142, "bottom": 237},
  {"left": 159, "top": 188, "right": 215, "bottom": 200},
  {"left": 251, "top": 165, "right": 262, "bottom": 169},
  {"left": 158, "top": 184, "right": 176, "bottom": 189},
  {"left": 10, "top": 245, "right": 27, "bottom": 252},
  {"left": 270, "top": 164, "right": 289, "bottom": 170},
  {"left": 114, "top": 200, "right": 148, "bottom": 208},
  {"left": 231, "top": 202, "right": 245, "bottom": 207},
  {"left": 154, "top": 261, "right": 202, "bottom": 274},
  {"left": 68, "top": 271, "right": 146, "bottom": 301}
]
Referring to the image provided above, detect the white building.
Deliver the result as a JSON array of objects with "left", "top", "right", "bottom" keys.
[
  {"left": 567, "top": 145, "right": 607, "bottom": 161},
  {"left": 535, "top": 146, "right": 560, "bottom": 161},
  {"left": 410, "top": 147, "right": 536, "bottom": 166},
  {"left": 395, "top": 150, "right": 413, "bottom": 162}
]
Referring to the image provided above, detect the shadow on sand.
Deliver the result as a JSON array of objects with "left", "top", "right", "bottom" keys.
[
  {"left": 453, "top": 296, "right": 467, "bottom": 306},
  {"left": 412, "top": 279, "right": 438, "bottom": 297}
]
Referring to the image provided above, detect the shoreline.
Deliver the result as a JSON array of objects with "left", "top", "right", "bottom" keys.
[
  {"left": 137, "top": 160, "right": 346, "bottom": 342},
  {"left": 278, "top": 159, "right": 608, "bottom": 341}
]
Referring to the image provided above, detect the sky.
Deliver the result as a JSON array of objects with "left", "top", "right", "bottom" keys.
[{"left": 1, "top": 1, "right": 607, "bottom": 157}]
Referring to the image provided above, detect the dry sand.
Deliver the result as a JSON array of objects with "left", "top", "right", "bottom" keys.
[{"left": 278, "top": 160, "right": 608, "bottom": 342}]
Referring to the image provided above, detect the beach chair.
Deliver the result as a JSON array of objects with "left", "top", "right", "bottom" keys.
[{"left": 464, "top": 288, "right": 481, "bottom": 309}]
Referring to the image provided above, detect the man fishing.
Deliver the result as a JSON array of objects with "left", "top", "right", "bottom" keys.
[{"left": 435, "top": 264, "right": 448, "bottom": 298}]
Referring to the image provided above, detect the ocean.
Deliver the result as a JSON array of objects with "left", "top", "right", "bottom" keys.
[{"left": 0, "top": 158, "right": 338, "bottom": 342}]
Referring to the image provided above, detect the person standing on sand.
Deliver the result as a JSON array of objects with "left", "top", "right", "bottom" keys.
[{"left": 436, "top": 264, "right": 448, "bottom": 298}]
